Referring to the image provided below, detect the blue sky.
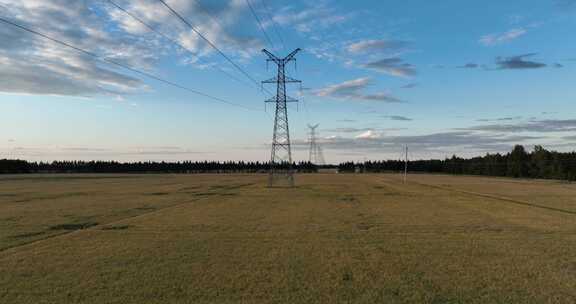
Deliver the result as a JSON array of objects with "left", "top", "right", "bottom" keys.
[{"left": 0, "top": 0, "right": 575, "bottom": 163}]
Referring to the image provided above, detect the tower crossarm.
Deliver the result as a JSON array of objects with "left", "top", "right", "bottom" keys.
[
  {"left": 265, "top": 96, "right": 298, "bottom": 103},
  {"left": 262, "top": 49, "right": 280, "bottom": 63},
  {"left": 283, "top": 48, "right": 302, "bottom": 62},
  {"left": 284, "top": 76, "right": 301, "bottom": 83},
  {"left": 262, "top": 77, "right": 278, "bottom": 84},
  {"left": 262, "top": 76, "right": 302, "bottom": 84},
  {"left": 262, "top": 48, "right": 301, "bottom": 64},
  {"left": 262, "top": 76, "right": 301, "bottom": 84}
]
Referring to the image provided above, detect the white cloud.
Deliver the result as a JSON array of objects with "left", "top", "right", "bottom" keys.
[
  {"left": 480, "top": 28, "right": 527, "bottom": 46},
  {"left": 362, "top": 58, "right": 416, "bottom": 78},
  {"left": 355, "top": 130, "right": 383, "bottom": 139},
  {"left": 0, "top": 0, "right": 265, "bottom": 97},
  {"left": 347, "top": 39, "right": 408, "bottom": 54},
  {"left": 0, "top": 0, "right": 158, "bottom": 96},
  {"left": 313, "top": 77, "right": 404, "bottom": 103},
  {"left": 315, "top": 77, "right": 371, "bottom": 97},
  {"left": 270, "top": 3, "right": 351, "bottom": 34},
  {"left": 461, "top": 119, "right": 576, "bottom": 133}
]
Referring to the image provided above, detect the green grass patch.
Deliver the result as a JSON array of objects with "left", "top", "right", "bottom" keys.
[
  {"left": 339, "top": 195, "right": 358, "bottom": 203},
  {"left": 133, "top": 206, "right": 156, "bottom": 211},
  {"left": 209, "top": 183, "right": 254, "bottom": 191},
  {"left": 49, "top": 222, "right": 98, "bottom": 231},
  {"left": 101, "top": 225, "right": 131, "bottom": 230}
]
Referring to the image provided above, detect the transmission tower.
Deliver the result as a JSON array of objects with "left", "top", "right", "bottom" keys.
[
  {"left": 404, "top": 145, "right": 408, "bottom": 183},
  {"left": 262, "top": 48, "right": 301, "bottom": 187},
  {"left": 308, "top": 124, "right": 326, "bottom": 165}
]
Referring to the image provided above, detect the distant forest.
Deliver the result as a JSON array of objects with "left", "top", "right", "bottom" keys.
[
  {"left": 1, "top": 145, "right": 575, "bottom": 181},
  {"left": 0, "top": 160, "right": 317, "bottom": 174},
  {"left": 339, "top": 145, "right": 576, "bottom": 181}
]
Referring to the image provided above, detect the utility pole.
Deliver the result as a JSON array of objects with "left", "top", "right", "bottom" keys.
[
  {"left": 262, "top": 48, "right": 301, "bottom": 187},
  {"left": 404, "top": 145, "right": 408, "bottom": 183},
  {"left": 308, "top": 124, "right": 325, "bottom": 165}
]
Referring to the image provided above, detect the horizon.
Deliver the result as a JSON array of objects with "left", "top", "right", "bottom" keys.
[
  {"left": 1, "top": 0, "right": 576, "bottom": 163},
  {"left": 2, "top": 143, "right": 569, "bottom": 166}
]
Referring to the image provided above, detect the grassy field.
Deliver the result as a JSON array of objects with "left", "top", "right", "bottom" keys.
[{"left": 1, "top": 173, "right": 575, "bottom": 303}]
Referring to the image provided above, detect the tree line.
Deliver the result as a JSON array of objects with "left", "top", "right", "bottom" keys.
[
  {"left": 338, "top": 145, "right": 576, "bottom": 181},
  {"left": 0, "top": 160, "right": 318, "bottom": 174},
  {"left": 2, "top": 145, "right": 575, "bottom": 180}
]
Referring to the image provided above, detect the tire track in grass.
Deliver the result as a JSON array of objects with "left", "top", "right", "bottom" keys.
[
  {"left": 0, "top": 183, "right": 256, "bottom": 256},
  {"left": 418, "top": 183, "right": 576, "bottom": 215},
  {"left": 0, "top": 198, "right": 204, "bottom": 256},
  {"left": 380, "top": 175, "right": 576, "bottom": 216}
]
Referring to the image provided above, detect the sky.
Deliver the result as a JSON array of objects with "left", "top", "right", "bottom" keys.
[{"left": 0, "top": 0, "right": 575, "bottom": 163}]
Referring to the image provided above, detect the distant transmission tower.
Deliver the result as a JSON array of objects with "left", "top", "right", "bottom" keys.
[
  {"left": 404, "top": 145, "right": 408, "bottom": 183},
  {"left": 308, "top": 124, "right": 325, "bottom": 165},
  {"left": 262, "top": 48, "right": 302, "bottom": 187}
]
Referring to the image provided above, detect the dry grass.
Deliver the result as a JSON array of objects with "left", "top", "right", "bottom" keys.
[{"left": 0, "top": 173, "right": 575, "bottom": 303}]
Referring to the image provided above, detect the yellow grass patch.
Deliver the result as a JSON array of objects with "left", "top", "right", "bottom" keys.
[{"left": 1, "top": 174, "right": 575, "bottom": 303}]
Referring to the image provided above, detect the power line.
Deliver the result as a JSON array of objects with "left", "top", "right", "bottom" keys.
[
  {"left": 259, "top": 0, "right": 286, "bottom": 51},
  {"left": 0, "top": 16, "right": 260, "bottom": 112},
  {"left": 171, "top": 0, "right": 272, "bottom": 95},
  {"left": 189, "top": 0, "right": 227, "bottom": 31},
  {"left": 245, "top": 0, "right": 275, "bottom": 50},
  {"left": 105, "top": 0, "right": 260, "bottom": 93},
  {"left": 156, "top": 0, "right": 264, "bottom": 91},
  {"left": 169, "top": 0, "right": 268, "bottom": 88}
]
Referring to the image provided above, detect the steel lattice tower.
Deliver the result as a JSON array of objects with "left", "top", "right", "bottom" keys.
[
  {"left": 262, "top": 48, "right": 301, "bottom": 187},
  {"left": 308, "top": 124, "right": 325, "bottom": 165}
]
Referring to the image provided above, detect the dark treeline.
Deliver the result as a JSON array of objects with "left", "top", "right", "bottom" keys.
[
  {"left": 2, "top": 145, "right": 575, "bottom": 180},
  {"left": 0, "top": 160, "right": 318, "bottom": 174},
  {"left": 338, "top": 145, "right": 576, "bottom": 181}
]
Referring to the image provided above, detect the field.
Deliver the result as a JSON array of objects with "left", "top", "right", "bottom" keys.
[{"left": 1, "top": 173, "right": 576, "bottom": 303}]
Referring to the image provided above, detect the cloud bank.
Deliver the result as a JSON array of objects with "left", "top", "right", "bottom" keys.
[
  {"left": 480, "top": 28, "right": 527, "bottom": 46},
  {"left": 0, "top": 0, "right": 265, "bottom": 97},
  {"left": 363, "top": 58, "right": 416, "bottom": 77},
  {"left": 313, "top": 78, "right": 404, "bottom": 103}
]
